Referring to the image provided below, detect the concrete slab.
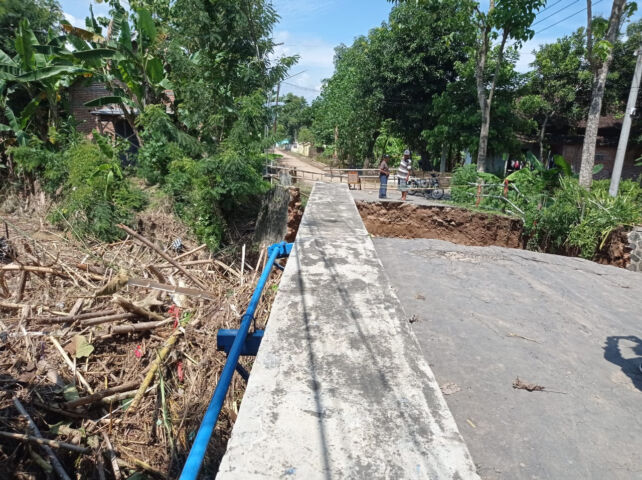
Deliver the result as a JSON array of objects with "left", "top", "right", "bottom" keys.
[
  {"left": 373, "top": 238, "right": 642, "bottom": 479},
  {"left": 218, "top": 183, "right": 479, "bottom": 479}
]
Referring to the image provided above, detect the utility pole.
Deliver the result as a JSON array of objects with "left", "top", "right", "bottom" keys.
[{"left": 609, "top": 44, "right": 642, "bottom": 197}]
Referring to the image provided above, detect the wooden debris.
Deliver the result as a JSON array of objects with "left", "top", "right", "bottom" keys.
[
  {"left": 95, "top": 271, "right": 130, "bottom": 297},
  {"left": 13, "top": 398, "right": 72, "bottom": 480},
  {"left": 82, "top": 312, "right": 137, "bottom": 327},
  {"left": 64, "top": 380, "right": 140, "bottom": 408},
  {"left": 113, "top": 295, "right": 164, "bottom": 322},
  {"left": 0, "top": 431, "right": 90, "bottom": 454},
  {"left": 102, "top": 432, "right": 121, "bottom": 480},
  {"left": 129, "top": 328, "right": 182, "bottom": 411},
  {"left": 127, "top": 277, "right": 217, "bottom": 301},
  {"left": 49, "top": 336, "right": 94, "bottom": 394},
  {"left": 117, "top": 224, "right": 208, "bottom": 290},
  {"left": 102, "top": 318, "right": 172, "bottom": 338}
]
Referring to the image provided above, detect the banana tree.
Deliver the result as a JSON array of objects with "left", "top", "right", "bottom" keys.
[
  {"left": 0, "top": 19, "right": 114, "bottom": 137},
  {"left": 64, "top": 4, "right": 172, "bottom": 145}
]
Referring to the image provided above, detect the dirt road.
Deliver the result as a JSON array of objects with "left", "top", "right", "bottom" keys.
[{"left": 276, "top": 149, "right": 327, "bottom": 175}]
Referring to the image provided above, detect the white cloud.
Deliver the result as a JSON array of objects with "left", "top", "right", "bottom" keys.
[
  {"left": 271, "top": 30, "right": 336, "bottom": 101},
  {"left": 63, "top": 12, "right": 85, "bottom": 28}
]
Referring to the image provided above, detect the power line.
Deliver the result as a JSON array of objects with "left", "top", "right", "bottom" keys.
[
  {"left": 532, "top": 0, "right": 581, "bottom": 27},
  {"left": 282, "top": 81, "right": 320, "bottom": 92},
  {"left": 536, "top": 0, "right": 567, "bottom": 15},
  {"left": 536, "top": 0, "right": 605, "bottom": 35}
]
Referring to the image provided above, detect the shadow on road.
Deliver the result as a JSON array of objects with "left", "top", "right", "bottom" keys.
[{"left": 604, "top": 335, "right": 642, "bottom": 392}]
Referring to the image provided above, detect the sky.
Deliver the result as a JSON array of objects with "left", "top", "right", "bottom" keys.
[{"left": 59, "top": 0, "right": 639, "bottom": 102}]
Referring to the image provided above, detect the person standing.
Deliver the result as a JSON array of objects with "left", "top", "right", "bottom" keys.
[
  {"left": 379, "top": 154, "right": 390, "bottom": 199},
  {"left": 397, "top": 149, "right": 413, "bottom": 201}
]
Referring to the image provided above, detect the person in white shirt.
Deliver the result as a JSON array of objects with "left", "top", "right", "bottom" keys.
[{"left": 397, "top": 149, "right": 413, "bottom": 201}]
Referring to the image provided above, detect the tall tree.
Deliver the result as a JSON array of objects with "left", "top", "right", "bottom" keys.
[
  {"left": 578, "top": 0, "right": 636, "bottom": 188},
  {"left": 472, "top": 0, "right": 545, "bottom": 172},
  {"left": 518, "top": 31, "right": 592, "bottom": 161}
]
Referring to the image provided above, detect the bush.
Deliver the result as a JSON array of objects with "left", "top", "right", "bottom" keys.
[
  {"left": 9, "top": 143, "right": 66, "bottom": 193},
  {"left": 50, "top": 140, "right": 147, "bottom": 241},
  {"left": 163, "top": 145, "right": 268, "bottom": 249},
  {"left": 527, "top": 177, "right": 642, "bottom": 259}
]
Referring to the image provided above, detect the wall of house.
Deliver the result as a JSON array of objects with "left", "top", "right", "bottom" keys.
[
  {"left": 628, "top": 227, "right": 642, "bottom": 272},
  {"left": 69, "top": 82, "right": 117, "bottom": 137},
  {"left": 560, "top": 143, "right": 642, "bottom": 181}
]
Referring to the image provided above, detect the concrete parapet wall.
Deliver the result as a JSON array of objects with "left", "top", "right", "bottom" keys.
[
  {"left": 218, "top": 182, "right": 478, "bottom": 479},
  {"left": 628, "top": 227, "right": 642, "bottom": 272}
]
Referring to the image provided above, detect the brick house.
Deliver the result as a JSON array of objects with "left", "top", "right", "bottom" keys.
[{"left": 548, "top": 116, "right": 642, "bottom": 180}]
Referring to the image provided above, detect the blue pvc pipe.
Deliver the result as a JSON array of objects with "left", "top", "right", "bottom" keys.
[{"left": 179, "top": 242, "right": 289, "bottom": 480}]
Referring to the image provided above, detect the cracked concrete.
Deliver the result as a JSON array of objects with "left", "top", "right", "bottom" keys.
[{"left": 217, "top": 183, "right": 479, "bottom": 479}]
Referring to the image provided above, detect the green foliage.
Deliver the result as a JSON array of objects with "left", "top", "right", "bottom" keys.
[
  {"left": 297, "top": 127, "right": 314, "bottom": 144},
  {"left": 451, "top": 164, "right": 479, "bottom": 204},
  {"left": 8, "top": 143, "right": 66, "bottom": 192},
  {"left": 164, "top": 146, "right": 268, "bottom": 249},
  {"left": 0, "top": 0, "right": 62, "bottom": 57},
  {"left": 49, "top": 139, "right": 147, "bottom": 241}
]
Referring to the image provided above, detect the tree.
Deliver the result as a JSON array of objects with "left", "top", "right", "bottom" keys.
[
  {"left": 277, "top": 93, "right": 312, "bottom": 141},
  {"left": 518, "top": 31, "right": 592, "bottom": 161},
  {"left": 471, "top": 0, "right": 545, "bottom": 172},
  {"left": 0, "top": 0, "right": 62, "bottom": 57},
  {"left": 578, "top": 0, "right": 636, "bottom": 188}
]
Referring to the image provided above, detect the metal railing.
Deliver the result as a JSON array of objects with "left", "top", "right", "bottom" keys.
[{"left": 179, "top": 241, "right": 293, "bottom": 480}]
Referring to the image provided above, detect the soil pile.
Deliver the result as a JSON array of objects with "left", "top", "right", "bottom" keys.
[
  {"left": 0, "top": 204, "right": 282, "bottom": 478},
  {"left": 357, "top": 201, "right": 524, "bottom": 249}
]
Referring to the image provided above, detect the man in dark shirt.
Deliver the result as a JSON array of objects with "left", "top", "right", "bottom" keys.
[{"left": 379, "top": 154, "right": 390, "bottom": 199}]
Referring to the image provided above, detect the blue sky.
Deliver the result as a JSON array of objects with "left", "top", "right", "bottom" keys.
[{"left": 60, "top": 1, "right": 639, "bottom": 101}]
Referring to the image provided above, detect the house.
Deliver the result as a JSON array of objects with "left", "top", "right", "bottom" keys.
[{"left": 548, "top": 115, "right": 642, "bottom": 180}]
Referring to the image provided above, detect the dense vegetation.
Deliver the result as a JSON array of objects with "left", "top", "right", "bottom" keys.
[
  {"left": 305, "top": 0, "right": 640, "bottom": 178},
  {"left": 0, "top": 0, "right": 295, "bottom": 247},
  {"left": 451, "top": 155, "right": 642, "bottom": 259}
]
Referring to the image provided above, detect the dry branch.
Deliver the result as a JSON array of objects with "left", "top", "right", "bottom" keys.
[
  {"left": 113, "top": 295, "right": 165, "bottom": 322},
  {"left": 103, "top": 318, "right": 172, "bottom": 337},
  {"left": 127, "top": 278, "right": 217, "bottom": 301},
  {"left": 64, "top": 380, "right": 140, "bottom": 408},
  {"left": 82, "top": 313, "right": 137, "bottom": 327},
  {"left": 13, "top": 398, "right": 71, "bottom": 480},
  {"left": 129, "top": 328, "right": 182, "bottom": 411},
  {"left": 0, "top": 431, "right": 90, "bottom": 454},
  {"left": 116, "top": 224, "right": 207, "bottom": 289},
  {"left": 49, "top": 337, "right": 94, "bottom": 394}
]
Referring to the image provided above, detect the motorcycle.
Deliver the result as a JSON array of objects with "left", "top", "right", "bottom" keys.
[{"left": 408, "top": 174, "right": 444, "bottom": 200}]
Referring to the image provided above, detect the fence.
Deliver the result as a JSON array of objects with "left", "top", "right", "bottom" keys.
[{"left": 265, "top": 164, "right": 452, "bottom": 191}]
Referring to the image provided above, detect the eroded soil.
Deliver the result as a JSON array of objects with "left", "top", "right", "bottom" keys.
[{"left": 356, "top": 201, "right": 524, "bottom": 249}]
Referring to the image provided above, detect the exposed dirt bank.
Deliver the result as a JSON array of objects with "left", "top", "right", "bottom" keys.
[{"left": 357, "top": 201, "right": 524, "bottom": 249}]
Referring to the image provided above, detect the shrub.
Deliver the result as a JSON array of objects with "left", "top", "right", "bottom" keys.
[
  {"left": 50, "top": 140, "right": 147, "bottom": 241},
  {"left": 9, "top": 143, "right": 66, "bottom": 193},
  {"left": 526, "top": 177, "right": 642, "bottom": 259}
]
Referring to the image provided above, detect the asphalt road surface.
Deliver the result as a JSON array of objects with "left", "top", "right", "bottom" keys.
[{"left": 375, "top": 238, "right": 642, "bottom": 480}]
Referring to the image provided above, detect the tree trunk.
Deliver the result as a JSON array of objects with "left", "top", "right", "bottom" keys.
[
  {"left": 440, "top": 144, "right": 447, "bottom": 173},
  {"left": 579, "top": 0, "right": 627, "bottom": 188},
  {"left": 539, "top": 113, "right": 550, "bottom": 162},
  {"left": 476, "top": 28, "right": 508, "bottom": 173}
]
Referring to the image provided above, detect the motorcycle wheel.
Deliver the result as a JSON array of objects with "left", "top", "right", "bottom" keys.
[{"left": 430, "top": 188, "right": 444, "bottom": 200}]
